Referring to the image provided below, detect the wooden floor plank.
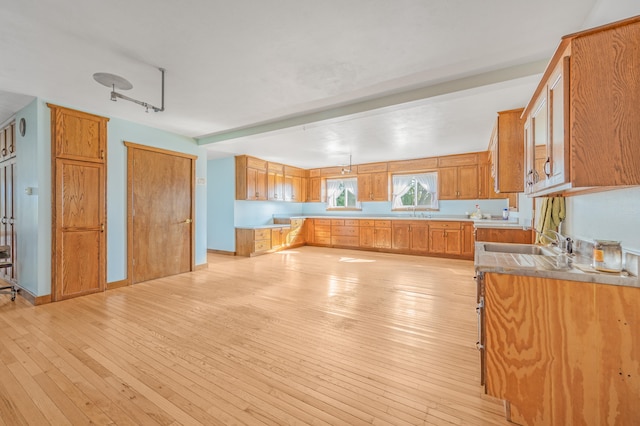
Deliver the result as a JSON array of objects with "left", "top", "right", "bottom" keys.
[{"left": 0, "top": 247, "right": 509, "bottom": 425}]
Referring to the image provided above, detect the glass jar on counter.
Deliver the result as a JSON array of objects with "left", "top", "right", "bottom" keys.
[{"left": 593, "top": 240, "right": 622, "bottom": 273}]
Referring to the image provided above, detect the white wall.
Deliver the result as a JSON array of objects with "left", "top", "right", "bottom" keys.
[
  {"left": 583, "top": 0, "right": 640, "bottom": 28},
  {"left": 564, "top": 187, "right": 640, "bottom": 253}
]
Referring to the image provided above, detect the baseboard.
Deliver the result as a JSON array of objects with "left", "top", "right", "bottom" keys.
[
  {"left": 195, "top": 263, "right": 208, "bottom": 271},
  {"left": 207, "top": 249, "right": 236, "bottom": 256},
  {"left": 107, "top": 279, "right": 129, "bottom": 290},
  {"left": 11, "top": 285, "right": 52, "bottom": 305}
]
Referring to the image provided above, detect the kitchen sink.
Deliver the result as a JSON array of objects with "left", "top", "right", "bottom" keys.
[{"left": 483, "top": 243, "right": 559, "bottom": 256}]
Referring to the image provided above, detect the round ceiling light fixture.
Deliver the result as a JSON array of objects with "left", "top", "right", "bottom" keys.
[{"left": 92, "top": 72, "right": 133, "bottom": 90}]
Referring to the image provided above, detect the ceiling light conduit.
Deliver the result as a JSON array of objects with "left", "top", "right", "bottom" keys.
[
  {"left": 341, "top": 154, "right": 352, "bottom": 175},
  {"left": 93, "top": 67, "right": 165, "bottom": 113}
]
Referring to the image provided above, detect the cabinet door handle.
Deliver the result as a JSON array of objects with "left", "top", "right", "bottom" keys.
[
  {"left": 1, "top": 217, "right": 5, "bottom": 224},
  {"left": 1, "top": 148, "right": 6, "bottom": 156},
  {"left": 476, "top": 297, "right": 485, "bottom": 350},
  {"left": 544, "top": 157, "right": 551, "bottom": 177}
]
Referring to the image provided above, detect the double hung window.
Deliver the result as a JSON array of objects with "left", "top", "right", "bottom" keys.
[
  {"left": 391, "top": 172, "right": 439, "bottom": 210},
  {"left": 326, "top": 178, "right": 359, "bottom": 209}
]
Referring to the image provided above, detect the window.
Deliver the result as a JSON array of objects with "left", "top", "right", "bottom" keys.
[
  {"left": 326, "top": 178, "right": 359, "bottom": 209},
  {"left": 392, "top": 172, "right": 438, "bottom": 210}
]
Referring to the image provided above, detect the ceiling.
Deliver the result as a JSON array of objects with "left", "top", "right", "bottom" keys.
[{"left": 1, "top": 0, "right": 633, "bottom": 169}]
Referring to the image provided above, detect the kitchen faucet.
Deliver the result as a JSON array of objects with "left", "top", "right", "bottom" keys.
[{"left": 525, "top": 227, "right": 573, "bottom": 254}]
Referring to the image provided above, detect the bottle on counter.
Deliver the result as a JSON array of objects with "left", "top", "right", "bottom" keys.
[{"left": 502, "top": 208, "right": 509, "bottom": 220}]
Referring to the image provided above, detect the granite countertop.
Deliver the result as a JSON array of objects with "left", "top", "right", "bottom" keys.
[{"left": 474, "top": 242, "right": 639, "bottom": 288}]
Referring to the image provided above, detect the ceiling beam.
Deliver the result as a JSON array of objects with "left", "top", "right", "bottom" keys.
[{"left": 197, "top": 59, "right": 547, "bottom": 145}]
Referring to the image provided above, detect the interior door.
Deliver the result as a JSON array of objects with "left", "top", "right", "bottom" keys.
[{"left": 128, "top": 144, "right": 195, "bottom": 283}]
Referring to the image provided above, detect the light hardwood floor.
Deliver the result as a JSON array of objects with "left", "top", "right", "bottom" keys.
[{"left": 0, "top": 247, "right": 509, "bottom": 425}]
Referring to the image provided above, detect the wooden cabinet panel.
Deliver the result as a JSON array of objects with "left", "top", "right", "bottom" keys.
[
  {"left": 410, "top": 224, "right": 429, "bottom": 254},
  {"left": 483, "top": 272, "right": 639, "bottom": 425},
  {"left": 308, "top": 177, "right": 321, "bottom": 202},
  {"left": 236, "top": 228, "right": 271, "bottom": 256},
  {"left": 475, "top": 228, "right": 533, "bottom": 244},
  {"left": 461, "top": 223, "right": 474, "bottom": 259},
  {"left": 429, "top": 222, "right": 462, "bottom": 255},
  {"left": 236, "top": 156, "right": 268, "bottom": 200},
  {"left": 358, "top": 172, "right": 388, "bottom": 201},
  {"left": 305, "top": 219, "right": 315, "bottom": 244},
  {"left": 332, "top": 226, "right": 359, "bottom": 237},
  {"left": 374, "top": 221, "right": 392, "bottom": 249},
  {"left": 359, "top": 226, "right": 375, "bottom": 248},
  {"left": 0, "top": 157, "right": 17, "bottom": 283},
  {"left": 392, "top": 222, "right": 410, "bottom": 251},
  {"left": 51, "top": 107, "right": 107, "bottom": 162},
  {"left": 268, "top": 172, "right": 285, "bottom": 201},
  {"left": 438, "top": 167, "right": 458, "bottom": 200},
  {"left": 491, "top": 109, "right": 525, "bottom": 193},
  {"left": 0, "top": 122, "right": 15, "bottom": 160},
  {"left": 331, "top": 236, "right": 359, "bottom": 247},
  {"left": 458, "top": 165, "right": 479, "bottom": 199}
]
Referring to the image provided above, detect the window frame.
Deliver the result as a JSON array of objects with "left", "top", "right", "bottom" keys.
[
  {"left": 391, "top": 171, "right": 439, "bottom": 211},
  {"left": 325, "top": 177, "right": 361, "bottom": 210}
]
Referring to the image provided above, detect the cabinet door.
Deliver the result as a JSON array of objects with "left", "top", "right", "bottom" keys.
[
  {"left": 51, "top": 107, "right": 107, "bottom": 162},
  {"left": 392, "top": 223, "right": 410, "bottom": 251},
  {"left": 444, "top": 229, "right": 462, "bottom": 255},
  {"left": 531, "top": 95, "right": 549, "bottom": 192},
  {"left": 291, "top": 176, "right": 302, "bottom": 202},
  {"left": 284, "top": 176, "right": 293, "bottom": 201},
  {"left": 371, "top": 172, "right": 388, "bottom": 201},
  {"left": 374, "top": 228, "right": 391, "bottom": 249},
  {"left": 268, "top": 173, "right": 284, "bottom": 201},
  {"left": 461, "top": 223, "right": 475, "bottom": 259},
  {"left": 438, "top": 167, "right": 458, "bottom": 199},
  {"left": 308, "top": 177, "right": 321, "bottom": 202},
  {"left": 306, "top": 219, "right": 315, "bottom": 243},
  {"left": 410, "top": 224, "right": 429, "bottom": 254},
  {"left": 271, "top": 228, "right": 283, "bottom": 249},
  {"left": 458, "top": 165, "right": 479, "bottom": 199},
  {"left": 360, "top": 227, "right": 375, "bottom": 248},
  {"left": 357, "top": 174, "right": 372, "bottom": 201},
  {"left": 548, "top": 57, "right": 570, "bottom": 188},
  {"left": 429, "top": 229, "right": 446, "bottom": 253},
  {"left": 247, "top": 168, "right": 267, "bottom": 200}
]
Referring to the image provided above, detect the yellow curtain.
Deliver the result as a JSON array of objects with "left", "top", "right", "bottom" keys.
[{"left": 535, "top": 196, "right": 566, "bottom": 244}]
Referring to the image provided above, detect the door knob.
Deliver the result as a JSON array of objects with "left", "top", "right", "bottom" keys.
[{"left": 185, "top": 219, "right": 193, "bottom": 224}]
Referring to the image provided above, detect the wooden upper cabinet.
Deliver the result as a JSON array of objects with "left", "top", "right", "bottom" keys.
[
  {"left": 48, "top": 105, "right": 107, "bottom": 163},
  {"left": 357, "top": 163, "right": 388, "bottom": 202},
  {"left": 491, "top": 109, "right": 524, "bottom": 193},
  {"left": 439, "top": 165, "right": 479, "bottom": 200},
  {"left": 267, "top": 163, "right": 285, "bottom": 201},
  {"left": 236, "top": 155, "right": 267, "bottom": 200},
  {"left": 308, "top": 176, "right": 321, "bottom": 202},
  {"left": 0, "top": 121, "right": 16, "bottom": 160},
  {"left": 523, "top": 16, "right": 640, "bottom": 196}
]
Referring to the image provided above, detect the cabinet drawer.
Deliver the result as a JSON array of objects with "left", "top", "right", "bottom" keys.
[
  {"left": 375, "top": 220, "right": 391, "bottom": 228},
  {"left": 331, "top": 236, "right": 360, "bottom": 247},
  {"left": 429, "top": 221, "right": 461, "bottom": 230},
  {"left": 332, "top": 226, "right": 359, "bottom": 237},
  {"left": 254, "top": 240, "right": 270, "bottom": 252},
  {"left": 360, "top": 220, "right": 375, "bottom": 227},
  {"left": 315, "top": 219, "right": 331, "bottom": 226},
  {"left": 344, "top": 219, "right": 359, "bottom": 226},
  {"left": 254, "top": 229, "right": 271, "bottom": 240},
  {"left": 331, "top": 219, "right": 345, "bottom": 226},
  {"left": 290, "top": 218, "right": 304, "bottom": 227},
  {"left": 314, "top": 225, "right": 331, "bottom": 232},
  {"left": 314, "top": 236, "right": 331, "bottom": 245}
]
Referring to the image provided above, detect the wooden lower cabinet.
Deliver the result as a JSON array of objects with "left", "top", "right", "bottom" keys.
[
  {"left": 359, "top": 220, "right": 375, "bottom": 248},
  {"left": 475, "top": 227, "right": 533, "bottom": 244},
  {"left": 461, "top": 223, "right": 474, "bottom": 259},
  {"left": 429, "top": 222, "right": 462, "bottom": 256},
  {"left": 236, "top": 228, "right": 271, "bottom": 256},
  {"left": 392, "top": 221, "right": 428, "bottom": 254},
  {"left": 286, "top": 218, "right": 306, "bottom": 246},
  {"left": 331, "top": 219, "right": 359, "bottom": 248},
  {"left": 373, "top": 221, "right": 392, "bottom": 249},
  {"left": 313, "top": 219, "right": 331, "bottom": 246},
  {"left": 481, "top": 272, "right": 639, "bottom": 425}
]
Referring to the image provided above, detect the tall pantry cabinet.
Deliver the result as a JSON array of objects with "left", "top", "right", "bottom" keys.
[
  {"left": 49, "top": 105, "right": 108, "bottom": 301},
  {"left": 0, "top": 121, "right": 17, "bottom": 285}
]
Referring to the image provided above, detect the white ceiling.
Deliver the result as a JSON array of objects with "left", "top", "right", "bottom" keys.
[{"left": 1, "top": 0, "right": 635, "bottom": 168}]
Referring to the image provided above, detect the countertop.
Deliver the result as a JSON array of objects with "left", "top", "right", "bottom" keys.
[
  {"left": 272, "top": 215, "right": 525, "bottom": 227},
  {"left": 474, "top": 242, "right": 639, "bottom": 288},
  {"left": 236, "top": 224, "right": 291, "bottom": 230}
]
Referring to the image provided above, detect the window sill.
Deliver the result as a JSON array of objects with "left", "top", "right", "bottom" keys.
[
  {"left": 391, "top": 208, "right": 439, "bottom": 212},
  {"left": 326, "top": 208, "right": 363, "bottom": 212}
]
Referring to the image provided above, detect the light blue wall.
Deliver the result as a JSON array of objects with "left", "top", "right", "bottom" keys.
[
  {"left": 235, "top": 201, "right": 305, "bottom": 226},
  {"left": 207, "top": 157, "right": 236, "bottom": 252},
  {"left": 301, "top": 199, "right": 509, "bottom": 218},
  {"left": 15, "top": 100, "right": 208, "bottom": 297},
  {"left": 15, "top": 98, "right": 51, "bottom": 296},
  {"left": 565, "top": 186, "right": 640, "bottom": 253},
  {"left": 107, "top": 117, "right": 208, "bottom": 281}
]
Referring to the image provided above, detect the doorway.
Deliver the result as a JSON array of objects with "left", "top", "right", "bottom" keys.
[{"left": 125, "top": 142, "right": 196, "bottom": 284}]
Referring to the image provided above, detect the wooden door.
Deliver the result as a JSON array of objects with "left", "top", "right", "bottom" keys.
[
  {"left": 444, "top": 229, "right": 462, "bottom": 255},
  {"left": 54, "top": 159, "right": 105, "bottom": 300},
  {"left": 128, "top": 143, "right": 195, "bottom": 284},
  {"left": 309, "top": 177, "right": 321, "bottom": 202},
  {"left": 461, "top": 223, "right": 475, "bottom": 259},
  {"left": 360, "top": 226, "right": 374, "bottom": 248},
  {"left": 429, "top": 230, "right": 446, "bottom": 254},
  {"left": 374, "top": 227, "right": 391, "bottom": 249},
  {"left": 271, "top": 228, "right": 283, "bottom": 249}
]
